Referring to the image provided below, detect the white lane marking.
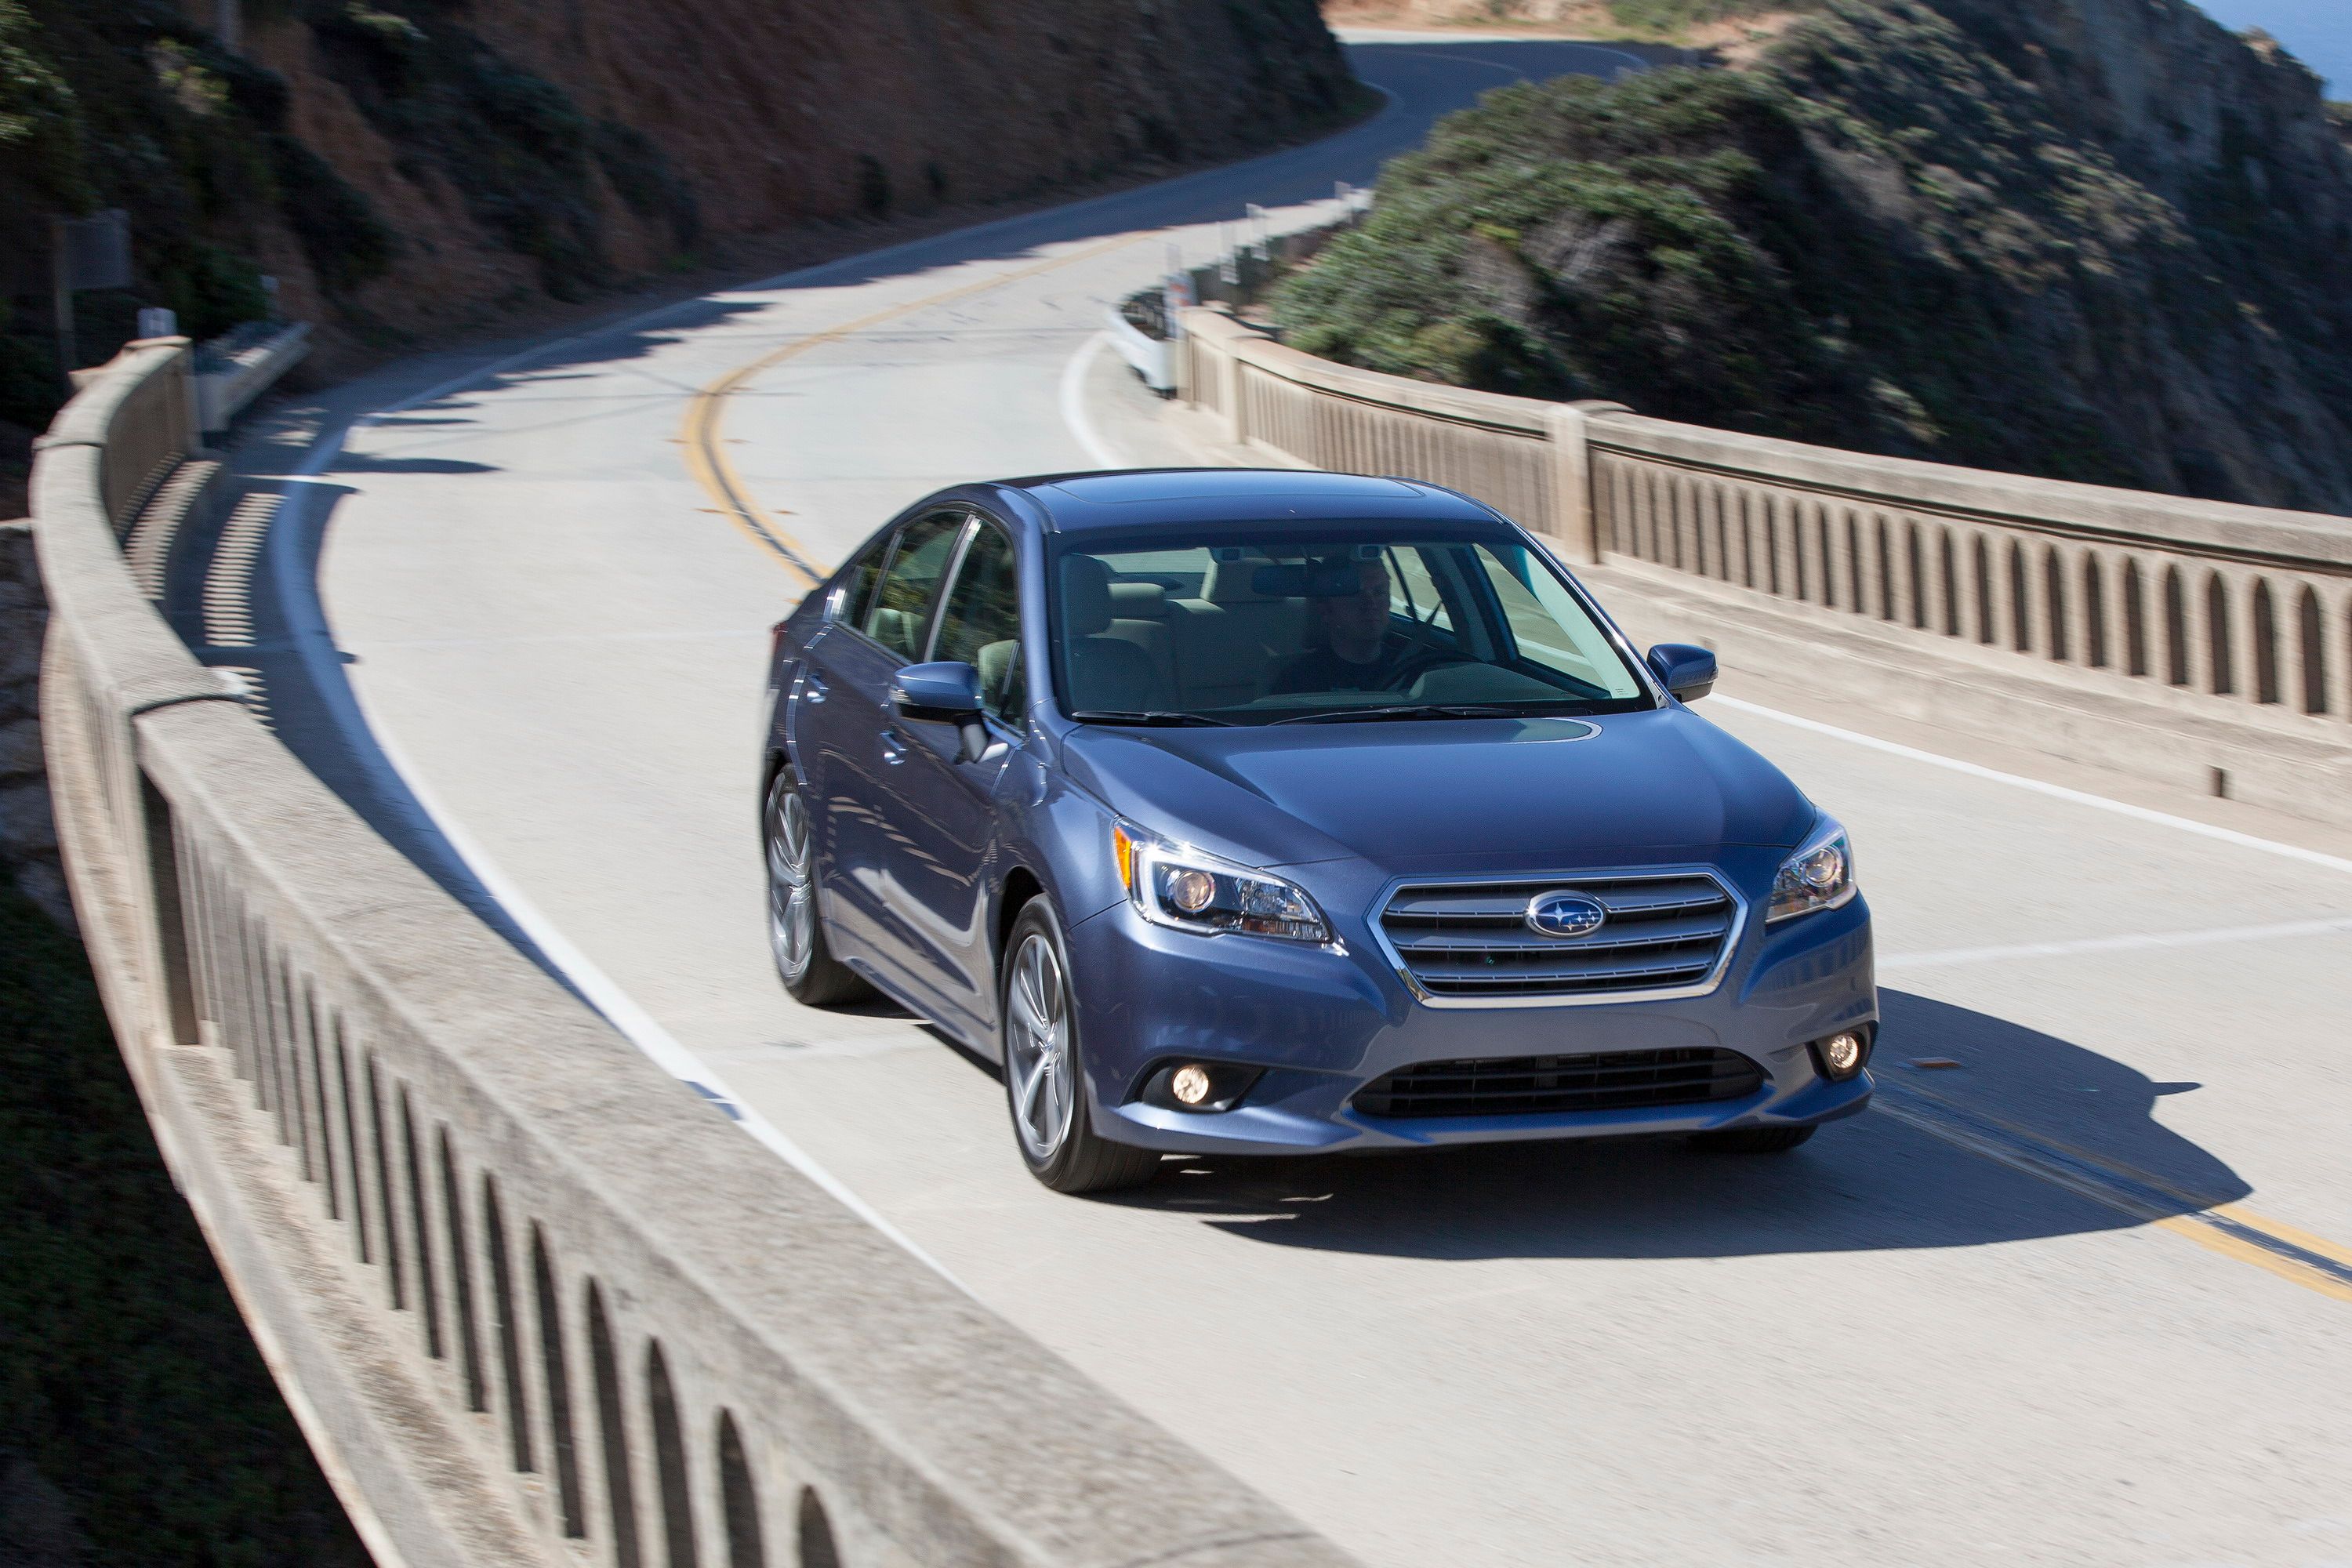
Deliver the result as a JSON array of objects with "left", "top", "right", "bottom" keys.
[
  {"left": 1881, "top": 915, "right": 2352, "bottom": 972},
  {"left": 1059, "top": 330, "right": 1131, "bottom": 470},
  {"left": 270, "top": 441, "right": 975, "bottom": 1301},
  {"left": 1715, "top": 695, "right": 2352, "bottom": 879}
]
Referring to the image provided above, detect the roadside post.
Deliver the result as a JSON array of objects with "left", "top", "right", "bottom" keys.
[{"left": 50, "top": 209, "right": 133, "bottom": 383}]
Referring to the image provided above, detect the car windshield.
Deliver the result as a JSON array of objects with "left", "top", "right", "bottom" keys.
[{"left": 1048, "top": 526, "right": 1653, "bottom": 725}]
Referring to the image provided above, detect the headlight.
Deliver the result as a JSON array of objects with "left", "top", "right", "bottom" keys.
[
  {"left": 1112, "top": 820, "right": 1330, "bottom": 943},
  {"left": 1767, "top": 816, "right": 1857, "bottom": 924}
]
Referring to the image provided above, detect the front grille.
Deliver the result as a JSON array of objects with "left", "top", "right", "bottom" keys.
[
  {"left": 1377, "top": 873, "right": 1737, "bottom": 1001},
  {"left": 1353, "top": 1047, "right": 1762, "bottom": 1119}
]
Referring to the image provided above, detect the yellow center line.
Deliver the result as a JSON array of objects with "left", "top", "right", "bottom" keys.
[
  {"left": 1876, "top": 1084, "right": 2352, "bottom": 1305},
  {"left": 681, "top": 232, "right": 1152, "bottom": 586}
]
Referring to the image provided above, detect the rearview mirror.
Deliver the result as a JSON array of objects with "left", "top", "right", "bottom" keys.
[
  {"left": 1251, "top": 562, "right": 1362, "bottom": 597},
  {"left": 1646, "top": 643, "right": 1717, "bottom": 702},
  {"left": 891, "top": 662, "right": 990, "bottom": 761}
]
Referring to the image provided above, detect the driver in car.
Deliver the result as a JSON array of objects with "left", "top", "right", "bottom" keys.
[{"left": 1270, "top": 554, "right": 1433, "bottom": 695}]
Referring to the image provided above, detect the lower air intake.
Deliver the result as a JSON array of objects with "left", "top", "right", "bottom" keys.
[{"left": 1353, "top": 1047, "right": 1763, "bottom": 1119}]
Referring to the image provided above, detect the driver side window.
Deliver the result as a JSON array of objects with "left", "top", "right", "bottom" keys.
[
  {"left": 933, "top": 521, "right": 1026, "bottom": 723},
  {"left": 863, "top": 511, "right": 968, "bottom": 660}
]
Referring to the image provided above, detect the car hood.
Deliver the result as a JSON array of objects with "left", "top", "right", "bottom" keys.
[{"left": 1058, "top": 708, "right": 1814, "bottom": 873}]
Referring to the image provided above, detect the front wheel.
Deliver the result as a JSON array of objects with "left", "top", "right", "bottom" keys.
[
  {"left": 1000, "top": 899, "right": 1160, "bottom": 1195},
  {"left": 765, "top": 769, "right": 872, "bottom": 1006},
  {"left": 1688, "top": 1124, "right": 1817, "bottom": 1154}
]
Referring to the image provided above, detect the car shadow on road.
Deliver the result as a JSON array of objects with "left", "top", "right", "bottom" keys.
[{"left": 1115, "top": 989, "right": 2250, "bottom": 1261}]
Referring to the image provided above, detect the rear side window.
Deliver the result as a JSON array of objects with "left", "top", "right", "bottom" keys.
[
  {"left": 933, "top": 522, "right": 1025, "bottom": 722},
  {"left": 862, "top": 511, "right": 968, "bottom": 660},
  {"left": 836, "top": 531, "right": 891, "bottom": 626}
]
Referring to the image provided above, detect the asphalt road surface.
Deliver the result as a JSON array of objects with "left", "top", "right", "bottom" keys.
[{"left": 213, "top": 38, "right": 2352, "bottom": 1568}]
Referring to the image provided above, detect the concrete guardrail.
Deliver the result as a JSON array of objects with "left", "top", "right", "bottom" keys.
[
  {"left": 32, "top": 343, "right": 1356, "bottom": 1568},
  {"left": 1179, "top": 306, "right": 2352, "bottom": 821},
  {"left": 195, "top": 320, "right": 312, "bottom": 440}
]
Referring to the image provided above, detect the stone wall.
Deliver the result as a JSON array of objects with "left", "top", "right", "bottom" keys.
[{"left": 0, "top": 521, "right": 65, "bottom": 927}]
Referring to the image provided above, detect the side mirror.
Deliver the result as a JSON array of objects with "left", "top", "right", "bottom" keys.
[
  {"left": 891, "top": 662, "right": 990, "bottom": 761},
  {"left": 1646, "top": 643, "right": 1717, "bottom": 702}
]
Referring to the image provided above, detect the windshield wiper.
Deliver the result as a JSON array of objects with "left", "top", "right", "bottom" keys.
[
  {"left": 1069, "top": 710, "right": 1239, "bottom": 728},
  {"left": 1268, "top": 702, "right": 1555, "bottom": 725}
]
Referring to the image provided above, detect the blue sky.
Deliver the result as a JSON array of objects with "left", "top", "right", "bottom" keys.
[{"left": 2194, "top": 1, "right": 2346, "bottom": 96}]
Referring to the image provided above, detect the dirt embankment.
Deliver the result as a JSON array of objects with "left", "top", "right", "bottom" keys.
[
  {"left": 251, "top": 0, "right": 1358, "bottom": 343},
  {"left": 1, "top": 0, "right": 1358, "bottom": 495}
]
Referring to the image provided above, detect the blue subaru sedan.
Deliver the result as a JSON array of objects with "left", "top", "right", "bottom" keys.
[{"left": 760, "top": 470, "right": 1875, "bottom": 1192}]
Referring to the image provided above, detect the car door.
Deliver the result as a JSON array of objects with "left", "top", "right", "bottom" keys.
[
  {"left": 793, "top": 508, "right": 971, "bottom": 982},
  {"left": 868, "top": 514, "right": 1029, "bottom": 1036}
]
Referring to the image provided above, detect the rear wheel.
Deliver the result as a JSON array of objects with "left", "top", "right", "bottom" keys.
[
  {"left": 1689, "top": 1124, "right": 1817, "bottom": 1154},
  {"left": 765, "top": 769, "right": 872, "bottom": 1006},
  {"left": 1001, "top": 899, "right": 1160, "bottom": 1195}
]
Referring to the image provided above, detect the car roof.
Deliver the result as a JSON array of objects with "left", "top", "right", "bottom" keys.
[{"left": 986, "top": 468, "right": 1504, "bottom": 533}]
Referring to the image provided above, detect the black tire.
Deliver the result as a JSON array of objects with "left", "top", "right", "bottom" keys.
[
  {"left": 764, "top": 768, "right": 873, "bottom": 1007},
  {"left": 1689, "top": 1124, "right": 1817, "bottom": 1154},
  {"left": 1000, "top": 898, "right": 1160, "bottom": 1195}
]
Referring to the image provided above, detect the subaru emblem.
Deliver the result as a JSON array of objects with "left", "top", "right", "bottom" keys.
[{"left": 1526, "top": 891, "right": 1608, "bottom": 939}]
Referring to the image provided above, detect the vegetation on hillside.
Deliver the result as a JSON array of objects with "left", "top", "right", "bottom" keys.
[
  {"left": 299, "top": 0, "right": 699, "bottom": 302},
  {"left": 1278, "top": 0, "right": 2352, "bottom": 511},
  {"left": 1605, "top": 0, "right": 1816, "bottom": 37},
  {"left": 0, "top": 878, "right": 369, "bottom": 1563},
  {"left": 0, "top": 0, "right": 391, "bottom": 509},
  {"left": 0, "top": 0, "right": 699, "bottom": 429}
]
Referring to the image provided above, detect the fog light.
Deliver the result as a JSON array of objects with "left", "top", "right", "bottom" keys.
[
  {"left": 1170, "top": 1063, "right": 1214, "bottom": 1105},
  {"left": 1820, "top": 1031, "right": 1866, "bottom": 1080}
]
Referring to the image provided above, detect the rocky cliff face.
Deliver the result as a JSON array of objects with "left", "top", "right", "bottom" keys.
[
  {"left": 1280, "top": 0, "right": 2352, "bottom": 514},
  {"left": 2, "top": 0, "right": 1355, "bottom": 491},
  {"left": 251, "top": 0, "right": 1354, "bottom": 330}
]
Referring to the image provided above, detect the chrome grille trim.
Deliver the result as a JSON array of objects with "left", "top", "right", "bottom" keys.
[{"left": 1369, "top": 868, "right": 1747, "bottom": 1008}]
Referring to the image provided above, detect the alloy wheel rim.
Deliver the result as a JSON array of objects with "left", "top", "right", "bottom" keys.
[
  {"left": 1005, "top": 932, "right": 1074, "bottom": 1160},
  {"left": 766, "top": 783, "right": 816, "bottom": 981}
]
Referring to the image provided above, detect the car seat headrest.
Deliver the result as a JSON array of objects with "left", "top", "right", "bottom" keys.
[
  {"left": 1203, "top": 550, "right": 1279, "bottom": 604},
  {"left": 1061, "top": 555, "right": 1116, "bottom": 634},
  {"left": 1108, "top": 581, "right": 1167, "bottom": 619}
]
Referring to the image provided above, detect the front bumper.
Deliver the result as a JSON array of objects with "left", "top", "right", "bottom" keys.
[{"left": 1064, "top": 855, "right": 1876, "bottom": 1155}]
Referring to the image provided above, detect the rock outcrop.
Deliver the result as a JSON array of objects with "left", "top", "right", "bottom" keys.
[
  {"left": 1280, "top": 0, "right": 2352, "bottom": 514},
  {"left": 2, "top": 0, "right": 1356, "bottom": 423}
]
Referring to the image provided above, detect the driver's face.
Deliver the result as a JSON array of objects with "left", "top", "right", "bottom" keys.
[{"left": 1328, "top": 559, "right": 1391, "bottom": 640}]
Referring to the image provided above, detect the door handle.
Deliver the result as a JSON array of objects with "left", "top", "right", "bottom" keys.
[
  {"left": 878, "top": 727, "right": 906, "bottom": 764},
  {"left": 801, "top": 673, "right": 828, "bottom": 704}
]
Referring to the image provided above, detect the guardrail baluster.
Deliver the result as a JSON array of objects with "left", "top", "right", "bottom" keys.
[
  {"left": 365, "top": 1054, "right": 403, "bottom": 1309},
  {"left": 588, "top": 1282, "right": 644, "bottom": 1566},
  {"left": 2296, "top": 585, "right": 2332, "bottom": 713},
  {"left": 437, "top": 1129, "right": 485, "bottom": 1411},
  {"left": 715, "top": 1413, "right": 766, "bottom": 1568},
  {"left": 2251, "top": 578, "right": 2282, "bottom": 704},
  {"left": 2201, "top": 570, "right": 2234, "bottom": 695},
  {"left": 336, "top": 1019, "right": 369, "bottom": 1265},
  {"left": 531, "top": 1222, "right": 586, "bottom": 1537},
  {"left": 305, "top": 985, "right": 338, "bottom": 1216},
  {"left": 645, "top": 1343, "right": 698, "bottom": 1568},
  {"left": 398, "top": 1087, "right": 441, "bottom": 1358},
  {"left": 482, "top": 1174, "right": 533, "bottom": 1472}
]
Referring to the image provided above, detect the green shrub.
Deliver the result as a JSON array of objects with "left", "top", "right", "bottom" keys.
[
  {"left": 301, "top": 0, "right": 693, "bottom": 300},
  {"left": 1276, "top": 0, "right": 2352, "bottom": 509},
  {"left": 1606, "top": 0, "right": 1817, "bottom": 35}
]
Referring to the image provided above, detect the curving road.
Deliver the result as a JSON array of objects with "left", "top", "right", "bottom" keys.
[{"left": 213, "top": 38, "right": 2352, "bottom": 1567}]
